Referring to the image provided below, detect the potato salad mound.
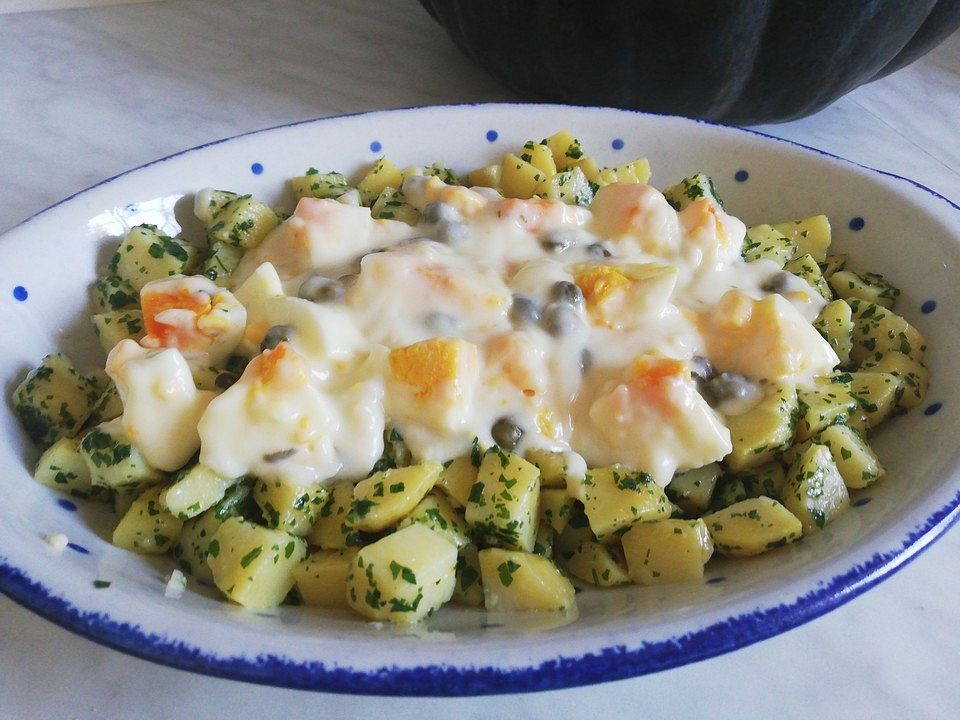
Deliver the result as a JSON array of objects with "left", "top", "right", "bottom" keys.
[{"left": 13, "top": 131, "right": 928, "bottom": 624}]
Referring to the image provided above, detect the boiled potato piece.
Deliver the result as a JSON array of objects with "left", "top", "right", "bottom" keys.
[
  {"left": 33, "top": 436, "right": 93, "bottom": 496},
  {"left": 293, "top": 549, "right": 357, "bottom": 607},
  {"left": 112, "top": 486, "right": 183, "bottom": 555},
  {"left": 781, "top": 444, "right": 850, "bottom": 532},
  {"left": 478, "top": 548, "right": 576, "bottom": 613},
  {"left": 452, "top": 544, "right": 485, "bottom": 606},
  {"left": 860, "top": 351, "right": 929, "bottom": 408},
  {"left": 848, "top": 371, "right": 901, "bottom": 427},
  {"left": 161, "top": 463, "right": 235, "bottom": 520},
  {"left": 724, "top": 382, "right": 798, "bottom": 471},
  {"left": 351, "top": 461, "right": 442, "bottom": 532},
  {"left": 794, "top": 377, "right": 860, "bottom": 442},
  {"left": 500, "top": 153, "right": 547, "bottom": 199},
  {"left": 436, "top": 452, "right": 480, "bottom": 508},
  {"left": 307, "top": 479, "right": 361, "bottom": 550},
  {"left": 742, "top": 224, "right": 795, "bottom": 266},
  {"left": 398, "top": 492, "right": 471, "bottom": 549},
  {"left": 13, "top": 353, "right": 99, "bottom": 447},
  {"left": 357, "top": 157, "right": 403, "bottom": 205},
  {"left": 207, "top": 517, "right": 308, "bottom": 609},
  {"left": 828, "top": 270, "right": 900, "bottom": 309},
  {"left": 703, "top": 497, "right": 802, "bottom": 556},
  {"left": 621, "top": 518, "right": 713, "bottom": 584},
  {"left": 582, "top": 465, "right": 671, "bottom": 541},
  {"left": 346, "top": 524, "right": 457, "bottom": 623},
  {"left": 172, "top": 510, "right": 224, "bottom": 583},
  {"left": 253, "top": 477, "right": 327, "bottom": 536},
  {"left": 667, "top": 463, "right": 722, "bottom": 516},
  {"left": 465, "top": 447, "right": 540, "bottom": 552},
  {"left": 562, "top": 540, "right": 630, "bottom": 587},
  {"left": 539, "top": 487, "right": 577, "bottom": 534},
  {"left": 848, "top": 299, "right": 925, "bottom": 365},
  {"left": 772, "top": 215, "right": 831, "bottom": 261},
  {"left": 110, "top": 224, "right": 199, "bottom": 291},
  {"left": 543, "top": 130, "right": 584, "bottom": 171},
  {"left": 784, "top": 253, "right": 832, "bottom": 301},
  {"left": 79, "top": 419, "right": 165, "bottom": 491},
  {"left": 816, "top": 424, "right": 884, "bottom": 489},
  {"left": 91, "top": 275, "right": 138, "bottom": 313},
  {"left": 813, "top": 299, "right": 854, "bottom": 368}
]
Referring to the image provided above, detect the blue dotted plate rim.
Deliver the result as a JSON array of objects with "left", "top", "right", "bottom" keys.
[{"left": 2, "top": 103, "right": 959, "bottom": 695}]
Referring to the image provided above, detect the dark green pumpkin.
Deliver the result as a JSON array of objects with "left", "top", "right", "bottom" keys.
[{"left": 418, "top": 0, "right": 960, "bottom": 124}]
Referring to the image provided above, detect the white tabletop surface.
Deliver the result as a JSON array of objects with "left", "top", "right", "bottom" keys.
[{"left": 1, "top": 2, "right": 959, "bottom": 718}]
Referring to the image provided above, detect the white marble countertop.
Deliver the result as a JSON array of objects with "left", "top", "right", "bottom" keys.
[{"left": 1, "top": 2, "right": 959, "bottom": 718}]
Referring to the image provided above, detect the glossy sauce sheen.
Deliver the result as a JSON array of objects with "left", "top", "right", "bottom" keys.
[{"left": 108, "top": 176, "right": 838, "bottom": 488}]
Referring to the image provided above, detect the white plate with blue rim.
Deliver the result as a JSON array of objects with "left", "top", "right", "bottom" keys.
[{"left": 1, "top": 104, "right": 959, "bottom": 695}]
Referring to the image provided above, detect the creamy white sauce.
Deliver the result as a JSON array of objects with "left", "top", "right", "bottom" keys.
[{"left": 115, "top": 176, "right": 837, "bottom": 487}]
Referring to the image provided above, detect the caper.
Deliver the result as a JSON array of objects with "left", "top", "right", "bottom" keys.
[
  {"left": 420, "top": 202, "right": 460, "bottom": 225},
  {"left": 761, "top": 272, "right": 791, "bottom": 294},
  {"left": 436, "top": 219, "right": 470, "bottom": 246},
  {"left": 549, "top": 280, "right": 584, "bottom": 308},
  {"left": 263, "top": 448, "right": 297, "bottom": 463},
  {"left": 261, "top": 324, "right": 294, "bottom": 352},
  {"left": 509, "top": 294, "right": 541, "bottom": 326},
  {"left": 491, "top": 417, "right": 524, "bottom": 450},
  {"left": 585, "top": 242, "right": 613, "bottom": 258},
  {"left": 700, "top": 372, "right": 756, "bottom": 407},
  {"left": 298, "top": 273, "right": 346, "bottom": 303},
  {"left": 540, "top": 229, "right": 573, "bottom": 254},
  {"left": 541, "top": 302, "right": 582, "bottom": 337},
  {"left": 689, "top": 355, "right": 715, "bottom": 382},
  {"left": 424, "top": 311, "right": 460, "bottom": 335},
  {"left": 214, "top": 371, "right": 239, "bottom": 390},
  {"left": 580, "top": 348, "right": 594, "bottom": 373}
]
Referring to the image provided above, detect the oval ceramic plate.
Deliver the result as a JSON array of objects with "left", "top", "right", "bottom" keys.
[{"left": 1, "top": 105, "right": 959, "bottom": 695}]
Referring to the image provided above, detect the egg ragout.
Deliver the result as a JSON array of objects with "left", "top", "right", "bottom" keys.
[{"left": 105, "top": 174, "right": 838, "bottom": 497}]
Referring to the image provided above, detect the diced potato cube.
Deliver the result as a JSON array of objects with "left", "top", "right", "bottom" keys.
[
  {"left": 520, "top": 140, "right": 557, "bottom": 176},
  {"left": 350, "top": 461, "right": 442, "bottom": 532},
  {"left": 859, "top": 350, "right": 929, "bottom": 408},
  {"left": 466, "top": 164, "right": 501, "bottom": 189},
  {"left": 79, "top": 419, "right": 165, "bottom": 491},
  {"left": 307, "top": 479, "right": 362, "bottom": 550},
  {"left": 465, "top": 447, "right": 540, "bottom": 552},
  {"left": 703, "top": 497, "right": 802, "bottom": 556},
  {"left": 724, "top": 382, "right": 798, "bottom": 471},
  {"left": 91, "top": 275, "right": 138, "bottom": 313},
  {"left": 574, "top": 156, "right": 601, "bottom": 182},
  {"left": 110, "top": 224, "right": 200, "bottom": 291},
  {"left": 91, "top": 310, "right": 145, "bottom": 354},
  {"left": 554, "top": 503, "right": 597, "bottom": 561},
  {"left": 662, "top": 173, "right": 724, "bottom": 211},
  {"left": 160, "top": 463, "right": 234, "bottom": 520},
  {"left": 539, "top": 487, "right": 577, "bottom": 534},
  {"left": 829, "top": 270, "right": 900, "bottom": 309},
  {"left": 813, "top": 299, "right": 854, "bottom": 368},
  {"left": 398, "top": 492, "right": 471, "bottom": 549},
  {"left": 582, "top": 466, "right": 671, "bottom": 541},
  {"left": 289, "top": 170, "right": 350, "bottom": 200},
  {"left": 735, "top": 462, "right": 787, "bottom": 500},
  {"left": 293, "top": 549, "right": 357, "bottom": 607},
  {"left": 436, "top": 452, "right": 480, "bottom": 508},
  {"left": 772, "top": 215, "right": 831, "bottom": 261},
  {"left": 710, "top": 475, "right": 748, "bottom": 510},
  {"left": 562, "top": 540, "right": 630, "bottom": 587},
  {"left": 781, "top": 444, "right": 850, "bottom": 532},
  {"left": 499, "top": 153, "right": 547, "bottom": 199},
  {"left": 535, "top": 167, "right": 593, "bottom": 206},
  {"left": 524, "top": 448, "right": 583, "bottom": 488},
  {"left": 13, "top": 353, "right": 100, "bottom": 447},
  {"left": 346, "top": 524, "right": 457, "bottom": 623},
  {"left": 172, "top": 510, "right": 223, "bottom": 583},
  {"left": 544, "top": 130, "right": 584, "bottom": 171},
  {"left": 621, "top": 518, "right": 713, "bottom": 584},
  {"left": 88, "top": 382, "right": 123, "bottom": 425},
  {"left": 207, "top": 195, "right": 280, "bottom": 250},
  {"left": 253, "top": 477, "right": 327, "bottom": 536},
  {"left": 478, "top": 548, "right": 576, "bottom": 613},
  {"left": 848, "top": 298, "right": 925, "bottom": 365},
  {"left": 816, "top": 423, "right": 884, "bottom": 489},
  {"left": 667, "top": 463, "right": 722, "bottom": 516},
  {"left": 207, "top": 517, "right": 308, "bottom": 609},
  {"left": 849, "top": 371, "right": 901, "bottom": 427},
  {"left": 819, "top": 254, "right": 847, "bottom": 278},
  {"left": 112, "top": 486, "right": 183, "bottom": 555},
  {"left": 784, "top": 253, "right": 832, "bottom": 301},
  {"left": 33, "top": 436, "right": 93, "bottom": 496},
  {"left": 200, "top": 241, "right": 245, "bottom": 287},
  {"left": 193, "top": 188, "right": 239, "bottom": 225},
  {"left": 742, "top": 224, "right": 795, "bottom": 266},
  {"left": 794, "top": 376, "right": 860, "bottom": 442},
  {"left": 452, "top": 544, "right": 485, "bottom": 606},
  {"left": 371, "top": 187, "right": 420, "bottom": 224},
  {"left": 357, "top": 157, "right": 403, "bottom": 206}
]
